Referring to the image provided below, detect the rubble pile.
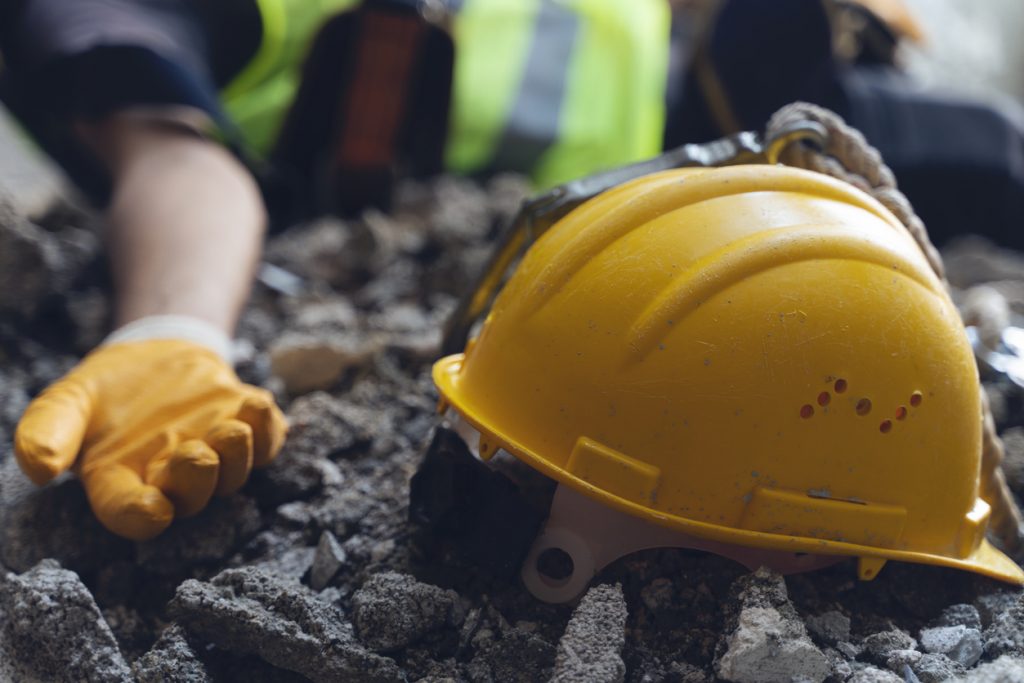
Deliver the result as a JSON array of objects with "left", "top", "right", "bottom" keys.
[{"left": 2, "top": 178, "right": 1024, "bottom": 682}]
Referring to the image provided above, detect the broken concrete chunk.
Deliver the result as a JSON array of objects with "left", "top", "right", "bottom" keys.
[
  {"left": 551, "top": 583, "right": 629, "bottom": 683},
  {"left": 850, "top": 665, "right": 905, "bottom": 683},
  {"left": 715, "top": 568, "right": 830, "bottom": 683},
  {"left": 934, "top": 604, "right": 983, "bottom": 631},
  {"left": 806, "top": 610, "right": 852, "bottom": 645},
  {"left": 310, "top": 530, "right": 347, "bottom": 591},
  {"left": 352, "top": 571, "right": 463, "bottom": 652},
  {"left": 886, "top": 648, "right": 923, "bottom": 672},
  {"left": 0, "top": 560, "right": 132, "bottom": 682},
  {"left": 911, "top": 652, "right": 965, "bottom": 682},
  {"left": 270, "top": 332, "right": 380, "bottom": 395},
  {"left": 133, "top": 624, "right": 211, "bottom": 683},
  {"left": 170, "top": 567, "right": 402, "bottom": 682},
  {"left": 919, "top": 625, "right": 983, "bottom": 667},
  {"left": 862, "top": 629, "right": 919, "bottom": 665}
]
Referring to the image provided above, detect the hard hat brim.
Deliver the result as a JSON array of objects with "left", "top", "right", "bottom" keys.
[{"left": 435, "top": 354, "right": 1024, "bottom": 585}]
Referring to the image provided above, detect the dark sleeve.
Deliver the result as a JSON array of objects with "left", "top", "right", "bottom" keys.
[{"left": 0, "top": 0, "right": 256, "bottom": 206}]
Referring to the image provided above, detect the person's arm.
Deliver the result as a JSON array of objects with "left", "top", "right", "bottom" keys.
[
  {"left": 79, "top": 113, "right": 265, "bottom": 332},
  {"left": 14, "top": 114, "right": 287, "bottom": 540}
]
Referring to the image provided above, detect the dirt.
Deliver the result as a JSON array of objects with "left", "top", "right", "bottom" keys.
[{"left": 1, "top": 175, "right": 1024, "bottom": 682}]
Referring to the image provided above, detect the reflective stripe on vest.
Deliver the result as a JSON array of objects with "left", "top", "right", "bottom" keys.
[
  {"left": 445, "top": 0, "right": 670, "bottom": 188},
  {"left": 224, "top": 0, "right": 670, "bottom": 184}
]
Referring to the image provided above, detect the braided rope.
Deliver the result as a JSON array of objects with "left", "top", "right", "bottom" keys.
[{"left": 765, "top": 102, "right": 1023, "bottom": 555}]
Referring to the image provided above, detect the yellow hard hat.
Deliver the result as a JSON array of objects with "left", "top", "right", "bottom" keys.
[{"left": 434, "top": 164, "right": 1024, "bottom": 595}]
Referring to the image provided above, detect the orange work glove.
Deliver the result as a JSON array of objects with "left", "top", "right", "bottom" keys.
[{"left": 14, "top": 331, "right": 287, "bottom": 541}]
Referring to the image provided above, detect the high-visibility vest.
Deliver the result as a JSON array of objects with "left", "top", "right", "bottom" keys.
[{"left": 223, "top": 0, "right": 670, "bottom": 188}]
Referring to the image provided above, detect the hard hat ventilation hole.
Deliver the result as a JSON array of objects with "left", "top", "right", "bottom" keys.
[
  {"left": 834, "top": 379, "right": 848, "bottom": 393},
  {"left": 879, "top": 420, "right": 892, "bottom": 434},
  {"left": 895, "top": 406, "right": 907, "bottom": 420},
  {"left": 817, "top": 392, "right": 831, "bottom": 407},
  {"left": 536, "top": 548, "right": 575, "bottom": 585},
  {"left": 856, "top": 399, "right": 872, "bottom": 416},
  {"left": 800, "top": 404, "right": 814, "bottom": 419},
  {"left": 910, "top": 391, "right": 923, "bottom": 407}
]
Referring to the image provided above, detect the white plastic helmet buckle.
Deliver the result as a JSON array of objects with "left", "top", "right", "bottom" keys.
[{"left": 521, "top": 485, "right": 845, "bottom": 603}]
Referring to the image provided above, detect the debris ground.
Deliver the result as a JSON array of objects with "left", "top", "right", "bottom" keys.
[{"left": 2, "top": 172, "right": 1024, "bottom": 682}]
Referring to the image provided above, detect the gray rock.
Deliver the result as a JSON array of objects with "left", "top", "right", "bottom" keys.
[
  {"left": 310, "top": 530, "right": 347, "bottom": 590},
  {"left": 269, "top": 332, "right": 381, "bottom": 395},
  {"left": 253, "top": 546, "right": 315, "bottom": 582},
  {"left": 862, "top": 629, "right": 919, "bottom": 665},
  {"left": 715, "top": 568, "right": 831, "bottom": 683},
  {"left": 136, "top": 495, "right": 262, "bottom": 575},
  {"left": 352, "top": 571, "right": 462, "bottom": 652},
  {"left": 551, "top": 583, "right": 628, "bottom": 683},
  {"left": 886, "top": 648, "right": 924, "bottom": 672},
  {"left": 983, "top": 594, "right": 1024, "bottom": 658},
  {"left": 952, "top": 655, "right": 1024, "bottom": 682},
  {"left": 919, "top": 626, "right": 983, "bottom": 667},
  {"left": 912, "top": 653, "right": 965, "bottom": 682},
  {"left": 280, "top": 391, "right": 382, "bottom": 461},
  {"left": 169, "top": 566, "right": 401, "bottom": 682},
  {"left": 807, "top": 610, "right": 852, "bottom": 645},
  {"left": 0, "top": 458, "right": 132, "bottom": 573},
  {"left": 0, "top": 560, "right": 132, "bottom": 682},
  {"left": 850, "top": 665, "right": 904, "bottom": 683},
  {"left": 133, "top": 624, "right": 211, "bottom": 683},
  {"left": 934, "top": 604, "right": 983, "bottom": 631}
]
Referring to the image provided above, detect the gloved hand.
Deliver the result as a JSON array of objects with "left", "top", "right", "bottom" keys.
[{"left": 14, "top": 337, "right": 287, "bottom": 540}]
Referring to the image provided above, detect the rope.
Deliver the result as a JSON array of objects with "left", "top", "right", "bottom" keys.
[{"left": 765, "top": 102, "right": 1024, "bottom": 556}]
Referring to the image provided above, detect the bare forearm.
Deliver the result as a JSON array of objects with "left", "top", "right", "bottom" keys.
[{"left": 83, "top": 117, "right": 266, "bottom": 335}]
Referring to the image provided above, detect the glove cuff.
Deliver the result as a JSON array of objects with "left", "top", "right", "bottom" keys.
[{"left": 103, "top": 315, "right": 234, "bottom": 362}]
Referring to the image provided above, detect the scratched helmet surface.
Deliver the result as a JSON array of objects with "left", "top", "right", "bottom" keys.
[{"left": 434, "top": 164, "right": 1024, "bottom": 585}]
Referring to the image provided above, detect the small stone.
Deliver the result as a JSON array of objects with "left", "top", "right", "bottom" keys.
[
  {"left": 253, "top": 546, "right": 315, "bottom": 582},
  {"left": 806, "top": 610, "right": 851, "bottom": 645},
  {"left": 885, "top": 648, "right": 923, "bottom": 672},
  {"left": 310, "top": 530, "right": 347, "bottom": 591},
  {"left": 850, "top": 665, "right": 904, "bottom": 683},
  {"left": 270, "top": 333, "right": 380, "bottom": 395},
  {"left": 551, "top": 583, "right": 629, "bottom": 683},
  {"left": 934, "top": 604, "right": 983, "bottom": 631},
  {"left": 919, "top": 625, "right": 983, "bottom": 667},
  {"left": 352, "top": 572, "right": 463, "bottom": 652},
  {"left": 862, "top": 629, "right": 918, "bottom": 665},
  {"left": 715, "top": 570, "right": 830, "bottom": 683},
  {"left": 837, "top": 641, "right": 861, "bottom": 659},
  {"left": 911, "top": 653, "right": 965, "bottom": 683},
  {"left": 170, "top": 567, "right": 401, "bottom": 682},
  {"left": 133, "top": 624, "right": 211, "bottom": 683},
  {"left": 0, "top": 561, "right": 132, "bottom": 681}
]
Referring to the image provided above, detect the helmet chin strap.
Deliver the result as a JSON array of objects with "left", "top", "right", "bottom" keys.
[{"left": 521, "top": 484, "right": 845, "bottom": 604}]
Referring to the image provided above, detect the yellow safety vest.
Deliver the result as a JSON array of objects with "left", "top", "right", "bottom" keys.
[{"left": 222, "top": 0, "right": 670, "bottom": 188}]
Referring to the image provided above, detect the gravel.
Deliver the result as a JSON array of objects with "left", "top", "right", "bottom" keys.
[{"left": 2, "top": 132, "right": 1024, "bottom": 680}]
